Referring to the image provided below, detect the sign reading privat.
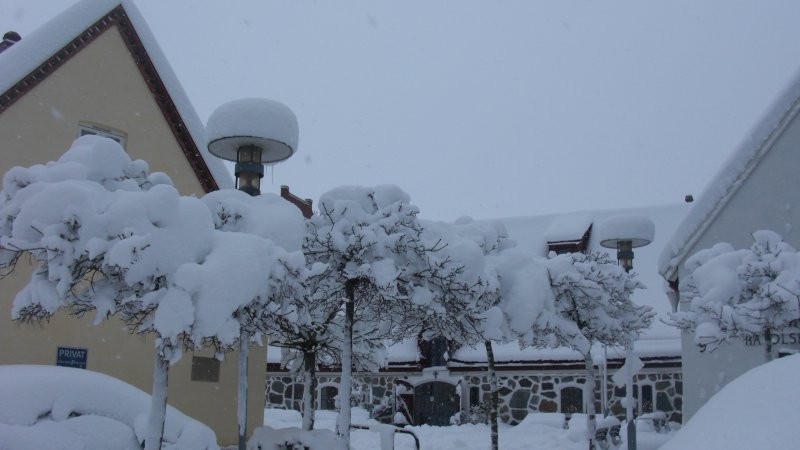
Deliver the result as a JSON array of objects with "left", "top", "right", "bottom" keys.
[{"left": 56, "top": 346, "right": 87, "bottom": 369}]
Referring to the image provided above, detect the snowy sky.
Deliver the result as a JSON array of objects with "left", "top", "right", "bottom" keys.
[{"left": 3, "top": 1, "right": 800, "bottom": 221}]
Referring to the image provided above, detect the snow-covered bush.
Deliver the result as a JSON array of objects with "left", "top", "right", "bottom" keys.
[
  {"left": 669, "top": 230, "right": 800, "bottom": 357},
  {"left": 450, "top": 402, "right": 490, "bottom": 425}
]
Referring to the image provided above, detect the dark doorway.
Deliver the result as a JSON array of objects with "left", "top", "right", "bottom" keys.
[
  {"left": 560, "top": 386, "right": 584, "bottom": 414},
  {"left": 414, "top": 381, "right": 458, "bottom": 426}
]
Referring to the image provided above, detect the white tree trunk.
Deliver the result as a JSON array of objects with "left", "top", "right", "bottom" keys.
[
  {"left": 238, "top": 331, "right": 249, "bottom": 450},
  {"left": 584, "top": 354, "right": 597, "bottom": 450},
  {"left": 625, "top": 347, "right": 637, "bottom": 450},
  {"left": 302, "top": 351, "right": 317, "bottom": 431},
  {"left": 145, "top": 350, "right": 169, "bottom": 450},
  {"left": 484, "top": 341, "right": 499, "bottom": 450},
  {"left": 337, "top": 294, "right": 355, "bottom": 450}
]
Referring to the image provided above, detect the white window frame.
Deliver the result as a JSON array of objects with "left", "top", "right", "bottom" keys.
[{"left": 78, "top": 122, "right": 127, "bottom": 148}]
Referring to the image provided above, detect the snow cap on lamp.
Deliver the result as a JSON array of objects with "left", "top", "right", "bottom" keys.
[
  {"left": 206, "top": 98, "right": 299, "bottom": 164},
  {"left": 596, "top": 213, "right": 655, "bottom": 249}
]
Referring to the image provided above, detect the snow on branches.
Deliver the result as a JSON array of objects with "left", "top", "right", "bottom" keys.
[
  {"left": 669, "top": 230, "right": 800, "bottom": 354},
  {"left": 0, "top": 136, "right": 308, "bottom": 449},
  {"left": 0, "top": 136, "right": 304, "bottom": 355},
  {"left": 545, "top": 251, "right": 653, "bottom": 354}
]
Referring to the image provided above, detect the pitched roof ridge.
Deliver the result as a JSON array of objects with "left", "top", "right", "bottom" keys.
[{"left": 658, "top": 67, "right": 800, "bottom": 280}]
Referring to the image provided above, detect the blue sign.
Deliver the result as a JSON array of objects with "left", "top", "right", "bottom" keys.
[{"left": 56, "top": 346, "right": 87, "bottom": 369}]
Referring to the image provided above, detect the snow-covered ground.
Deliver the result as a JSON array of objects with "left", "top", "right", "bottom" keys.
[
  {"left": 240, "top": 353, "right": 797, "bottom": 450},
  {"left": 3, "top": 354, "right": 799, "bottom": 449},
  {"left": 0, "top": 365, "right": 218, "bottom": 450},
  {"left": 263, "top": 408, "right": 674, "bottom": 450},
  {"left": 661, "top": 353, "right": 800, "bottom": 450}
]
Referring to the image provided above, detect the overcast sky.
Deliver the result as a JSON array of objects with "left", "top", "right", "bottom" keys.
[{"left": 3, "top": 1, "right": 800, "bottom": 221}]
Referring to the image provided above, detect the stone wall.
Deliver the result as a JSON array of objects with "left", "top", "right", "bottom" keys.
[
  {"left": 465, "top": 370, "right": 683, "bottom": 425},
  {"left": 265, "top": 368, "right": 683, "bottom": 425},
  {"left": 266, "top": 373, "right": 401, "bottom": 413}
]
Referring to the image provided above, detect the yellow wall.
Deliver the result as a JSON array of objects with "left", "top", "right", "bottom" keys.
[{"left": 0, "top": 25, "right": 262, "bottom": 445}]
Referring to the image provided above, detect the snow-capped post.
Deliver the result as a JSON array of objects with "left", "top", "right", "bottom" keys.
[
  {"left": 207, "top": 98, "right": 299, "bottom": 450},
  {"left": 598, "top": 213, "right": 655, "bottom": 450}
]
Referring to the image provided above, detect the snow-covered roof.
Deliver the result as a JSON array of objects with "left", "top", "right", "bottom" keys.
[
  {"left": 657, "top": 68, "right": 800, "bottom": 280},
  {"left": 480, "top": 203, "right": 690, "bottom": 362},
  {"left": 452, "top": 337, "right": 680, "bottom": 366},
  {"left": 543, "top": 212, "right": 593, "bottom": 243},
  {"left": 0, "top": 0, "right": 233, "bottom": 191}
]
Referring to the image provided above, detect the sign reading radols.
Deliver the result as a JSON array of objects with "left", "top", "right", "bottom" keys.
[
  {"left": 56, "top": 346, "right": 88, "bottom": 369},
  {"left": 743, "top": 321, "right": 800, "bottom": 347}
]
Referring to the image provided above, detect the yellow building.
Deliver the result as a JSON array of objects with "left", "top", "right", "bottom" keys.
[{"left": 0, "top": 0, "right": 265, "bottom": 445}]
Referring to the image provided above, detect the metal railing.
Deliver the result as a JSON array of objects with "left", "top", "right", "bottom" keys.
[{"left": 350, "top": 424, "right": 420, "bottom": 450}]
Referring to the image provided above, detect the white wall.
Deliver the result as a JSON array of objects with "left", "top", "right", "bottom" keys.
[{"left": 678, "top": 101, "right": 800, "bottom": 420}]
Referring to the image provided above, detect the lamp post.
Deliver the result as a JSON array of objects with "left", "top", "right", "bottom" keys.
[
  {"left": 598, "top": 214, "right": 654, "bottom": 450},
  {"left": 206, "top": 98, "right": 299, "bottom": 450}
]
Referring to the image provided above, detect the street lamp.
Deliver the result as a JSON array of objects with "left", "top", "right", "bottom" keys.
[
  {"left": 206, "top": 98, "right": 299, "bottom": 450},
  {"left": 207, "top": 97, "right": 299, "bottom": 196},
  {"left": 597, "top": 213, "right": 654, "bottom": 450}
]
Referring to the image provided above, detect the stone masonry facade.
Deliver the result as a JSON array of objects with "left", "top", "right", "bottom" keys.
[{"left": 265, "top": 368, "right": 683, "bottom": 425}]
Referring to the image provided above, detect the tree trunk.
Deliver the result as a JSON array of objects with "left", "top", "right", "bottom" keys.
[
  {"left": 302, "top": 350, "right": 318, "bottom": 431},
  {"left": 145, "top": 350, "right": 169, "bottom": 450},
  {"left": 484, "top": 340, "right": 499, "bottom": 450},
  {"left": 238, "top": 331, "right": 249, "bottom": 450},
  {"left": 337, "top": 280, "right": 356, "bottom": 450},
  {"left": 765, "top": 327, "right": 774, "bottom": 362},
  {"left": 584, "top": 354, "right": 597, "bottom": 450},
  {"left": 625, "top": 347, "right": 637, "bottom": 450}
]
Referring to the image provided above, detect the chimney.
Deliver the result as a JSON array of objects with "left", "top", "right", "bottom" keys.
[
  {"left": 684, "top": 195, "right": 694, "bottom": 203},
  {"left": 0, "top": 31, "right": 21, "bottom": 54}
]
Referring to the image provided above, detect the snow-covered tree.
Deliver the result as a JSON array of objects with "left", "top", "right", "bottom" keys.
[
  {"left": 485, "top": 247, "right": 549, "bottom": 450},
  {"left": 201, "top": 189, "right": 307, "bottom": 444},
  {"left": 303, "top": 185, "right": 430, "bottom": 450},
  {"left": 489, "top": 250, "right": 651, "bottom": 448},
  {"left": 410, "top": 217, "right": 509, "bottom": 450},
  {"left": 669, "top": 230, "right": 800, "bottom": 360},
  {"left": 544, "top": 252, "right": 651, "bottom": 447},
  {"left": 263, "top": 263, "right": 386, "bottom": 431},
  {"left": 0, "top": 136, "right": 303, "bottom": 450}
]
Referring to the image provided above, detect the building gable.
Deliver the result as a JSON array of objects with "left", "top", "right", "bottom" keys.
[
  {"left": 0, "top": 1, "right": 231, "bottom": 194},
  {"left": 658, "top": 70, "right": 800, "bottom": 281}
]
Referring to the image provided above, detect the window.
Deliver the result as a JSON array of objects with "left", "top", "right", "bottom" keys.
[
  {"left": 638, "top": 384, "right": 654, "bottom": 414},
  {"left": 419, "top": 335, "right": 449, "bottom": 368},
  {"left": 190, "top": 356, "right": 220, "bottom": 382},
  {"left": 470, "top": 386, "right": 482, "bottom": 407},
  {"left": 320, "top": 385, "right": 338, "bottom": 410},
  {"left": 78, "top": 122, "right": 127, "bottom": 148},
  {"left": 560, "top": 386, "right": 584, "bottom": 414}
]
